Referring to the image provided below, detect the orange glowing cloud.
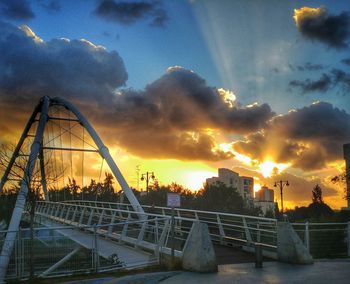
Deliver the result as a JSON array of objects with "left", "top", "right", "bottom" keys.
[{"left": 293, "top": 7, "right": 326, "bottom": 28}]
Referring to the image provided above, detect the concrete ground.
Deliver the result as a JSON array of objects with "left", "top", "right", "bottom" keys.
[
  {"left": 213, "top": 244, "right": 272, "bottom": 265},
  {"left": 161, "top": 261, "right": 350, "bottom": 284},
  {"left": 64, "top": 260, "right": 350, "bottom": 284}
]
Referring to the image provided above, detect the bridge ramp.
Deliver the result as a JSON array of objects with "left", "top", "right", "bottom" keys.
[{"left": 40, "top": 218, "right": 155, "bottom": 268}]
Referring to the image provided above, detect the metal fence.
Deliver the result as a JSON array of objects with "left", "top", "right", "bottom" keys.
[
  {"left": 1, "top": 216, "right": 167, "bottom": 281},
  {"left": 2, "top": 201, "right": 350, "bottom": 281},
  {"left": 62, "top": 200, "right": 278, "bottom": 251},
  {"left": 292, "top": 222, "right": 350, "bottom": 259},
  {"left": 34, "top": 202, "right": 195, "bottom": 258},
  {"left": 63, "top": 201, "right": 350, "bottom": 259}
]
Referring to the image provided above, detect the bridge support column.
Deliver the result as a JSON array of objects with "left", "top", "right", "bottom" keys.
[
  {"left": 242, "top": 217, "right": 252, "bottom": 246},
  {"left": 98, "top": 210, "right": 105, "bottom": 226},
  {"left": 108, "top": 212, "right": 117, "bottom": 236},
  {"left": 182, "top": 222, "right": 217, "bottom": 272},
  {"left": 79, "top": 207, "right": 86, "bottom": 225},
  {"left": 216, "top": 215, "right": 226, "bottom": 244},
  {"left": 255, "top": 243, "right": 263, "bottom": 268},
  {"left": 55, "top": 204, "right": 61, "bottom": 218},
  {"left": 136, "top": 222, "right": 147, "bottom": 247},
  {"left": 87, "top": 209, "right": 94, "bottom": 226},
  {"left": 277, "top": 221, "right": 313, "bottom": 264},
  {"left": 71, "top": 206, "right": 78, "bottom": 223},
  {"left": 304, "top": 222, "right": 310, "bottom": 253},
  {"left": 59, "top": 205, "right": 65, "bottom": 219},
  {"left": 120, "top": 216, "right": 131, "bottom": 243}
]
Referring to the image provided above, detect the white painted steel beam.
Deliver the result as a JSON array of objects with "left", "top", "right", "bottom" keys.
[
  {"left": 51, "top": 97, "right": 145, "bottom": 218},
  {"left": 0, "top": 96, "right": 50, "bottom": 282}
]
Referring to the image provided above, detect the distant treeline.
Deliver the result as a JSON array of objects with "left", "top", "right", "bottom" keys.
[
  {"left": 285, "top": 184, "right": 350, "bottom": 223},
  {"left": 0, "top": 173, "right": 264, "bottom": 224},
  {"left": 1, "top": 175, "right": 349, "bottom": 224}
]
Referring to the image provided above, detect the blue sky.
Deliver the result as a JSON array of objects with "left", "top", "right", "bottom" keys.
[{"left": 10, "top": 0, "right": 349, "bottom": 115}]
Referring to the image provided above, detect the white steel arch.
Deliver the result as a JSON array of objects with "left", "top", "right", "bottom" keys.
[{"left": 0, "top": 96, "right": 144, "bottom": 282}]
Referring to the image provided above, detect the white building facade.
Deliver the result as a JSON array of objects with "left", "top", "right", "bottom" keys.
[
  {"left": 206, "top": 168, "right": 275, "bottom": 216},
  {"left": 206, "top": 168, "right": 254, "bottom": 200},
  {"left": 254, "top": 186, "right": 275, "bottom": 215}
]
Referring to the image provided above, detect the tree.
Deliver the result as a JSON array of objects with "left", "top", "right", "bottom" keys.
[
  {"left": 331, "top": 172, "right": 348, "bottom": 200},
  {"left": 68, "top": 177, "right": 80, "bottom": 199},
  {"left": 196, "top": 182, "right": 261, "bottom": 215},
  {"left": 101, "top": 172, "right": 115, "bottom": 201},
  {"left": 312, "top": 184, "right": 323, "bottom": 204},
  {"left": 285, "top": 184, "right": 334, "bottom": 222}
]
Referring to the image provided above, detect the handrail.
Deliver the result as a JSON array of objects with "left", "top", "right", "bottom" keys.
[
  {"left": 36, "top": 201, "right": 195, "bottom": 221},
  {"left": 63, "top": 200, "right": 277, "bottom": 222},
  {"left": 291, "top": 222, "right": 348, "bottom": 226},
  {"left": 0, "top": 217, "right": 169, "bottom": 234}
]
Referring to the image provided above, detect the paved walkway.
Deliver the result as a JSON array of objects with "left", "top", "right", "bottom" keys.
[
  {"left": 161, "top": 261, "right": 350, "bottom": 284},
  {"left": 213, "top": 244, "right": 272, "bottom": 265},
  {"left": 64, "top": 260, "right": 350, "bottom": 284}
]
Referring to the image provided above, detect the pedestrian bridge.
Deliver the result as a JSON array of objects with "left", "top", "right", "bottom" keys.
[
  {"left": 3, "top": 200, "right": 350, "bottom": 281},
  {"left": 2, "top": 200, "right": 278, "bottom": 280}
]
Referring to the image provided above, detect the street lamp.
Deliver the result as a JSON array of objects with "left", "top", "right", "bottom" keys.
[
  {"left": 141, "top": 171, "right": 155, "bottom": 195},
  {"left": 274, "top": 180, "right": 289, "bottom": 214}
]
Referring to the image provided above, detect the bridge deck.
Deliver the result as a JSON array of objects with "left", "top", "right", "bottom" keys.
[{"left": 39, "top": 218, "right": 155, "bottom": 268}]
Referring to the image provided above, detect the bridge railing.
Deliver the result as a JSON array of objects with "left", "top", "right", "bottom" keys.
[
  {"left": 292, "top": 222, "right": 350, "bottom": 258},
  {"left": 34, "top": 202, "right": 181, "bottom": 257},
  {"left": 1, "top": 216, "right": 163, "bottom": 281},
  {"left": 62, "top": 200, "right": 278, "bottom": 252}
]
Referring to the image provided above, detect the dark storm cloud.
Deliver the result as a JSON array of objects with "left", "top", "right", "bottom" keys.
[
  {"left": 271, "top": 102, "right": 350, "bottom": 142},
  {"left": 233, "top": 102, "right": 350, "bottom": 170},
  {"left": 95, "top": 67, "right": 274, "bottom": 160},
  {"left": 150, "top": 7, "right": 167, "bottom": 27},
  {"left": 0, "top": 20, "right": 128, "bottom": 151},
  {"left": 294, "top": 7, "right": 350, "bottom": 49},
  {"left": 114, "top": 130, "right": 232, "bottom": 161},
  {"left": 296, "top": 62, "right": 325, "bottom": 72},
  {"left": 289, "top": 69, "right": 350, "bottom": 94},
  {"left": 289, "top": 73, "right": 332, "bottom": 93},
  {"left": 288, "top": 62, "right": 325, "bottom": 72},
  {"left": 0, "top": 22, "right": 274, "bottom": 161},
  {"left": 0, "top": 21, "right": 128, "bottom": 105},
  {"left": 110, "top": 67, "right": 274, "bottom": 134},
  {"left": 341, "top": 58, "right": 350, "bottom": 66},
  {"left": 331, "top": 69, "right": 350, "bottom": 92},
  {"left": 94, "top": 0, "right": 168, "bottom": 27},
  {"left": 0, "top": 0, "right": 34, "bottom": 20}
]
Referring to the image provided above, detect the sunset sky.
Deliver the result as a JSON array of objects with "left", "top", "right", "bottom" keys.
[{"left": 0, "top": 0, "right": 350, "bottom": 209}]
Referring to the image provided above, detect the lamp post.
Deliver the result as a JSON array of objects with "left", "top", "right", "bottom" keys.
[
  {"left": 274, "top": 180, "right": 289, "bottom": 214},
  {"left": 141, "top": 171, "right": 155, "bottom": 195}
]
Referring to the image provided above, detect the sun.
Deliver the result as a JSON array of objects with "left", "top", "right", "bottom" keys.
[
  {"left": 183, "top": 170, "right": 217, "bottom": 190},
  {"left": 258, "top": 160, "right": 290, "bottom": 178}
]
